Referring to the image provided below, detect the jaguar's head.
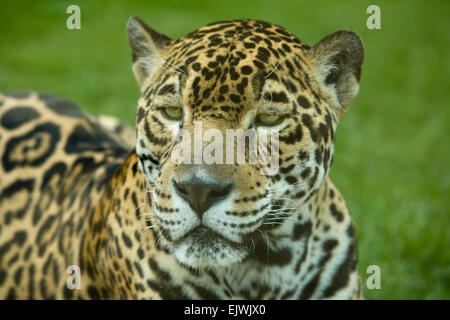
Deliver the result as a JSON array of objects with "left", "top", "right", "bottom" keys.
[{"left": 127, "top": 17, "right": 363, "bottom": 269}]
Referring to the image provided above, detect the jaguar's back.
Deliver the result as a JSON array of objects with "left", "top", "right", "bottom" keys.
[{"left": 0, "top": 92, "right": 133, "bottom": 299}]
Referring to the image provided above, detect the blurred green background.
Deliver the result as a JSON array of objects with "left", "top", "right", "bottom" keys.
[{"left": 1, "top": 0, "right": 449, "bottom": 299}]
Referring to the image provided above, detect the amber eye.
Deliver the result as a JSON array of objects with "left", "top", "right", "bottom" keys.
[
  {"left": 256, "top": 113, "right": 284, "bottom": 126},
  {"left": 162, "top": 107, "right": 183, "bottom": 120}
]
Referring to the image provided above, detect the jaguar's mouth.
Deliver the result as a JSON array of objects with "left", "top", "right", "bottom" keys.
[
  {"left": 172, "top": 226, "right": 250, "bottom": 268},
  {"left": 186, "top": 226, "right": 243, "bottom": 247}
]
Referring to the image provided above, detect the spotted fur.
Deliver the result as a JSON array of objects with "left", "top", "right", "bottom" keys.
[{"left": 0, "top": 17, "right": 364, "bottom": 299}]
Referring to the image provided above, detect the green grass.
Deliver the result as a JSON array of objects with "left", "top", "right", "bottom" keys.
[{"left": 1, "top": 0, "right": 449, "bottom": 299}]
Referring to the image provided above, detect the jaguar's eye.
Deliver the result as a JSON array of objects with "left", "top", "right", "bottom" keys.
[
  {"left": 256, "top": 113, "right": 284, "bottom": 126},
  {"left": 162, "top": 107, "right": 183, "bottom": 120}
]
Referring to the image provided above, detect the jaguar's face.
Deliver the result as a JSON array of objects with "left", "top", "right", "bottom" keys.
[{"left": 128, "top": 18, "right": 363, "bottom": 268}]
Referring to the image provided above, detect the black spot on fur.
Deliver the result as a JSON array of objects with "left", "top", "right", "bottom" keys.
[
  {"left": 330, "top": 203, "right": 344, "bottom": 222},
  {"left": 0, "top": 269, "right": 6, "bottom": 285},
  {"left": 5, "top": 91, "right": 31, "bottom": 99},
  {"left": 87, "top": 285, "right": 101, "bottom": 299},
  {"left": 39, "top": 94, "right": 85, "bottom": 117},
  {"left": 322, "top": 237, "right": 357, "bottom": 298},
  {"left": 241, "top": 65, "right": 253, "bottom": 74},
  {"left": 301, "top": 114, "right": 318, "bottom": 142},
  {"left": 297, "top": 95, "right": 311, "bottom": 109},
  {"left": 271, "top": 91, "right": 288, "bottom": 103},
  {"left": 2, "top": 122, "right": 60, "bottom": 171},
  {"left": 292, "top": 221, "right": 312, "bottom": 241},
  {"left": 252, "top": 237, "right": 292, "bottom": 266},
  {"left": 0, "top": 179, "right": 34, "bottom": 225},
  {"left": 298, "top": 271, "right": 321, "bottom": 299},
  {"left": 122, "top": 232, "right": 133, "bottom": 248},
  {"left": 65, "top": 124, "right": 126, "bottom": 155},
  {"left": 136, "top": 107, "right": 145, "bottom": 123},
  {"left": 279, "top": 125, "right": 302, "bottom": 144},
  {"left": 1, "top": 106, "right": 40, "bottom": 129}
]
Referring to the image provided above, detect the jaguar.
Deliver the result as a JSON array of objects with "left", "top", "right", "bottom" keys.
[{"left": 0, "top": 16, "right": 364, "bottom": 299}]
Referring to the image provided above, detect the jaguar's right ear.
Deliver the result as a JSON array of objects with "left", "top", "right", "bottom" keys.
[
  {"left": 127, "top": 16, "right": 173, "bottom": 90},
  {"left": 306, "top": 30, "right": 364, "bottom": 118}
]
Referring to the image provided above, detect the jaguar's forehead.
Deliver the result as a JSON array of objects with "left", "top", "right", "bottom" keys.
[
  {"left": 144, "top": 20, "right": 315, "bottom": 122},
  {"left": 171, "top": 19, "right": 312, "bottom": 81},
  {"left": 178, "top": 19, "right": 309, "bottom": 53}
]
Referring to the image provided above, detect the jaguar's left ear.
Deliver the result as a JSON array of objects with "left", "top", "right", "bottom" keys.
[{"left": 307, "top": 30, "right": 364, "bottom": 118}]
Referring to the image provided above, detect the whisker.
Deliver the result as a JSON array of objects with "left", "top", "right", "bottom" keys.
[
  {"left": 268, "top": 185, "right": 305, "bottom": 194},
  {"left": 264, "top": 63, "right": 280, "bottom": 79},
  {"left": 137, "top": 212, "right": 155, "bottom": 218},
  {"left": 265, "top": 217, "right": 298, "bottom": 224},
  {"left": 161, "top": 59, "right": 186, "bottom": 76},
  {"left": 265, "top": 215, "right": 297, "bottom": 220},
  {"left": 262, "top": 222, "right": 283, "bottom": 225},
  {"left": 268, "top": 181, "right": 306, "bottom": 189},
  {"left": 265, "top": 214, "right": 299, "bottom": 222},
  {"left": 268, "top": 206, "right": 298, "bottom": 210},
  {"left": 136, "top": 203, "right": 145, "bottom": 209},
  {"left": 138, "top": 225, "right": 156, "bottom": 234},
  {"left": 257, "top": 229, "right": 271, "bottom": 264},
  {"left": 273, "top": 197, "right": 300, "bottom": 201},
  {"left": 269, "top": 210, "right": 297, "bottom": 215}
]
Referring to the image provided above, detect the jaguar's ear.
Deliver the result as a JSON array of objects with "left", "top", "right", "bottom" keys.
[
  {"left": 307, "top": 30, "right": 364, "bottom": 118},
  {"left": 127, "top": 16, "right": 173, "bottom": 90}
]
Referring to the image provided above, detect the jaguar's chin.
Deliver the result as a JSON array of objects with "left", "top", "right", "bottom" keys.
[{"left": 172, "top": 226, "right": 250, "bottom": 268}]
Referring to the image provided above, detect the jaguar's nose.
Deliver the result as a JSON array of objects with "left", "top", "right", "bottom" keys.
[{"left": 173, "top": 177, "right": 234, "bottom": 218}]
